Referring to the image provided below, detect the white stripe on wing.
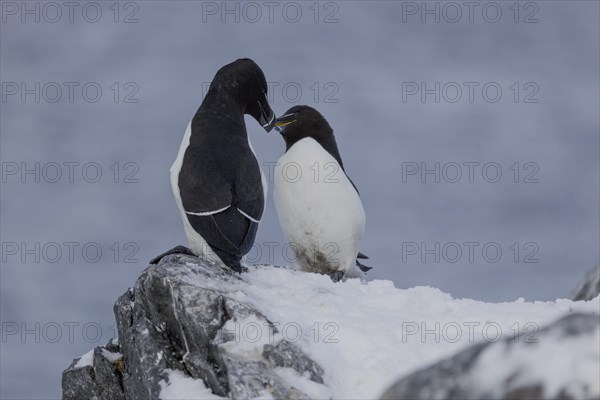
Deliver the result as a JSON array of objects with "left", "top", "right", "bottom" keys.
[{"left": 185, "top": 205, "right": 230, "bottom": 217}]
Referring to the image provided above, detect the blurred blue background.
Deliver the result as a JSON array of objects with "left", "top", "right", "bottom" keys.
[{"left": 1, "top": 1, "right": 598, "bottom": 398}]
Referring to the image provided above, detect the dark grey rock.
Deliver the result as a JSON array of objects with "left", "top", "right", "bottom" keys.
[
  {"left": 61, "top": 344, "right": 125, "bottom": 400},
  {"left": 62, "top": 361, "right": 98, "bottom": 400},
  {"left": 114, "top": 285, "right": 172, "bottom": 400},
  {"left": 380, "top": 313, "right": 600, "bottom": 400},
  {"left": 223, "top": 357, "right": 310, "bottom": 400},
  {"left": 263, "top": 340, "right": 325, "bottom": 384},
  {"left": 571, "top": 266, "right": 600, "bottom": 301},
  {"left": 63, "top": 254, "right": 324, "bottom": 400},
  {"left": 92, "top": 347, "right": 126, "bottom": 400}
]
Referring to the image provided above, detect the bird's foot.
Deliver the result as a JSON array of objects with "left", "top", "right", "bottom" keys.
[
  {"left": 149, "top": 245, "right": 195, "bottom": 265},
  {"left": 330, "top": 271, "right": 345, "bottom": 283}
]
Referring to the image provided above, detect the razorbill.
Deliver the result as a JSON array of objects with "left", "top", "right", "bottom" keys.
[
  {"left": 150, "top": 58, "right": 276, "bottom": 272},
  {"left": 272, "top": 105, "right": 371, "bottom": 281}
]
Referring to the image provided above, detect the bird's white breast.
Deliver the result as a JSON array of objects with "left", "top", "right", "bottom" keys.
[{"left": 273, "top": 137, "right": 365, "bottom": 274}]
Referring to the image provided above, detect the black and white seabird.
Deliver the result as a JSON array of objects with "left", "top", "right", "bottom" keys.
[
  {"left": 150, "top": 58, "right": 276, "bottom": 272},
  {"left": 272, "top": 105, "right": 371, "bottom": 281}
]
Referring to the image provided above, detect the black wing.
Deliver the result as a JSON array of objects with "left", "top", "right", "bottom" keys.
[{"left": 179, "top": 143, "right": 264, "bottom": 257}]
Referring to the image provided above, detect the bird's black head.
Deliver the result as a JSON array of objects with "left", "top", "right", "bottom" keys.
[
  {"left": 211, "top": 58, "right": 276, "bottom": 132},
  {"left": 274, "top": 105, "right": 344, "bottom": 168},
  {"left": 274, "top": 105, "right": 333, "bottom": 147}
]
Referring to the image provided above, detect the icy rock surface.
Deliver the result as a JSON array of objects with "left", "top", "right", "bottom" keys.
[
  {"left": 571, "top": 266, "right": 600, "bottom": 301},
  {"left": 62, "top": 341, "right": 125, "bottom": 400},
  {"left": 62, "top": 254, "right": 599, "bottom": 400},
  {"left": 62, "top": 254, "right": 323, "bottom": 400},
  {"left": 380, "top": 313, "right": 600, "bottom": 400}
]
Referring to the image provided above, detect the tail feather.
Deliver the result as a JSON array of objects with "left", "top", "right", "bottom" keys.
[
  {"left": 357, "top": 252, "right": 369, "bottom": 259},
  {"left": 149, "top": 245, "right": 195, "bottom": 265},
  {"left": 356, "top": 259, "right": 372, "bottom": 272},
  {"left": 212, "top": 247, "right": 243, "bottom": 273}
]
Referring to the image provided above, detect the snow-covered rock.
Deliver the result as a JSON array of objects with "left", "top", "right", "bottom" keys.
[
  {"left": 62, "top": 340, "right": 125, "bottom": 400},
  {"left": 571, "top": 266, "right": 600, "bottom": 301},
  {"left": 380, "top": 313, "right": 600, "bottom": 400},
  {"left": 63, "top": 254, "right": 324, "bottom": 400},
  {"left": 62, "top": 255, "right": 600, "bottom": 400}
]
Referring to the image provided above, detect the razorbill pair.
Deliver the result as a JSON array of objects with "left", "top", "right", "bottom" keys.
[
  {"left": 150, "top": 58, "right": 275, "bottom": 272},
  {"left": 151, "top": 59, "right": 370, "bottom": 280},
  {"left": 273, "top": 106, "right": 370, "bottom": 281}
]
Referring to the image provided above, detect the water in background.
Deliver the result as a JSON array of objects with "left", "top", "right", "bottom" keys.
[{"left": 1, "top": 2, "right": 598, "bottom": 398}]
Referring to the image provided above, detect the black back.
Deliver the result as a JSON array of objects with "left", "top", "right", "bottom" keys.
[{"left": 178, "top": 59, "right": 270, "bottom": 268}]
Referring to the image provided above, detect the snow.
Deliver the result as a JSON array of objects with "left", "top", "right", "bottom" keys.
[
  {"left": 234, "top": 266, "right": 599, "bottom": 399},
  {"left": 73, "top": 348, "right": 122, "bottom": 369},
  {"left": 272, "top": 367, "right": 331, "bottom": 399},
  {"left": 471, "top": 324, "right": 600, "bottom": 399},
  {"left": 73, "top": 349, "right": 94, "bottom": 369},
  {"left": 219, "top": 314, "right": 277, "bottom": 360},
  {"left": 100, "top": 348, "right": 123, "bottom": 363},
  {"left": 159, "top": 369, "right": 223, "bottom": 400},
  {"left": 162, "top": 265, "right": 599, "bottom": 399}
]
